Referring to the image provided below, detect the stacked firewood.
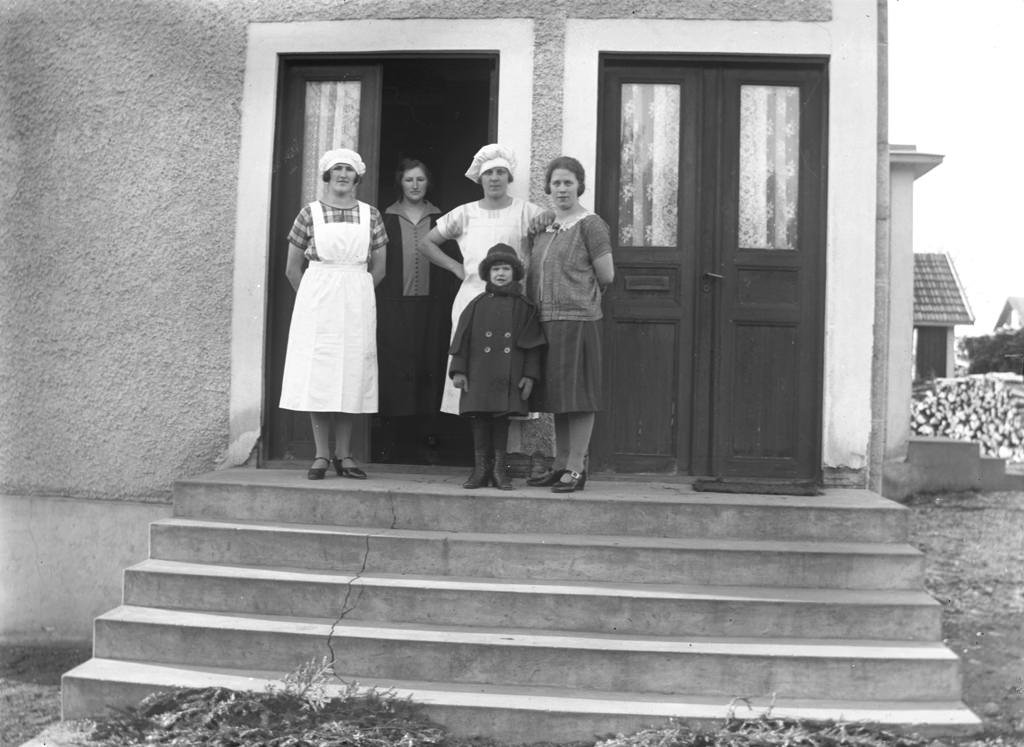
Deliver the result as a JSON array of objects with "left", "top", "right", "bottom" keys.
[{"left": 911, "top": 374, "right": 1024, "bottom": 462}]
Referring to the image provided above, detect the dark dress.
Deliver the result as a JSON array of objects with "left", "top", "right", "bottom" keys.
[
  {"left": 376, "top": 202, "right": 460, "bottom": 416},
  {"left": 448, "top": 282, "right": 545, "bottom": 417}
]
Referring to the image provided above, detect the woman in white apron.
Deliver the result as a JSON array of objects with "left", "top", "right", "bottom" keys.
[
  {"left": 417, "top": 144, "right": 547, "bottom": 415},
  {"left": 279, "top": 148, "right": 388, "bottom": 479}
]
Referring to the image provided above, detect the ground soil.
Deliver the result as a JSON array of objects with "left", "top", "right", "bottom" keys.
[
  {"left": 905, "top": 489, "right": 1024, "bottom": 738},
  {"left": 0, "top": 642, "right": 91, "bottom": 746},
  {"left": 2, "top": 488, "right": 1022, "bottom": 746}
]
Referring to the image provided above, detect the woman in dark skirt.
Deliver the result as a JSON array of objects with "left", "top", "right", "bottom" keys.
[
  {"left": 525, "top": 156, "right": 615, "bottom": 492},
  {"left": 377, "top": 158, "right": 460, "bottom": 417}
]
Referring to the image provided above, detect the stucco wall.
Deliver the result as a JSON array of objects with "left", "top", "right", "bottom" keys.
[{"left": 1, "top": 2, "right": 247, "bottom": 501}]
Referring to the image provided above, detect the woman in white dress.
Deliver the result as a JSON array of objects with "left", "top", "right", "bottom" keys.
[
  {"left": 279, "top": 148, "right": 388, "bottom": 480},
  {"left": 418, "top": 144, "right": 546, "bottom": 414}
]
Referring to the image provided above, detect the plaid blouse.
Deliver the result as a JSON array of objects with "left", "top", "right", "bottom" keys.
[{"left": 288, "top": 201, "right": 388, "bottom": 261}]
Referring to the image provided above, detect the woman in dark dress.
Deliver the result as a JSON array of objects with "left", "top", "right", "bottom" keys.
[{"left": 376, "top": 158, "right": 459, "bottom": 418}]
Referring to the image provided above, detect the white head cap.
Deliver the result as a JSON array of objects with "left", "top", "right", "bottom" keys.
[
  {"left": 318, "top": 148, "right": 366, "bottom": 177},
  {"left": 464, "top": 143, "right": 516, "bottom": 183}
]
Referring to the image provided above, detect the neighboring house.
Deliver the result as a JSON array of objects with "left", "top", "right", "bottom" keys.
[
  {"left": 884, "top": 144, "right": 943, "bottom": 460},
  {"left": 3, "top": 0, "right": 979, "bottom": 735},
  {"left": 913, "top": 252, "right": 974, "bottom": 381},
  {"left": 995, "top": 296, "right": 1024, "bottom": 330}
]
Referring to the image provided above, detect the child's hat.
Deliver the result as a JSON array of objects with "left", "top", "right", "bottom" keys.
[{"left": 478, "top": 243, "right": 524, "bottom": 281}]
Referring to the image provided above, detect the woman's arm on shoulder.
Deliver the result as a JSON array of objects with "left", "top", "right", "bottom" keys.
[{"left": 525, "top": 200, "right": 555, "bottom": 235}]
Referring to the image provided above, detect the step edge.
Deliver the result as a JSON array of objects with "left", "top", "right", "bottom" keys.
[
  {"left": 151, "top": 519, "right": 923, "bottom": 555},
  {"left": 95, "top": 605, "right": 959, "bottom": 659},
  {"left": 174, "top": 477, "right": 906, "bottom": 511},
  {"left": 63, "top": 658, "right": 980, "bottom": 725},
  {"left": 126, "top": 559, "right": 941, "bottom": 605}
]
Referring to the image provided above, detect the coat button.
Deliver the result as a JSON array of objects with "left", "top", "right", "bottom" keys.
[
  {"left": 484, "top": 346, "right": 491, "bottom": 353},
  {"left": 485, "top": 331, "right": 493, "bottom": 337},
  {"left": 503, "top": 347, "right": 511, "bottom": 354},
  {"left": 504, "top": 332, "right": 512, "bottom": 338}
]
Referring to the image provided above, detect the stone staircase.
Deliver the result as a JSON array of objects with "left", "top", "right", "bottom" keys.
[{"left": 62, "top": 467, "right": 980, "bottom": 742}]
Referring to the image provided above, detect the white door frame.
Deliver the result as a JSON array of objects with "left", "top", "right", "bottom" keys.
[{"left": 226, "top": 19, "right": 535, "bottom": 465}]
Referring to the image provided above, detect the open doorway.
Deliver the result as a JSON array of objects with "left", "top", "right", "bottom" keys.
[
  {"left": 263, "top": 55, "right": 495, "bottom": 468},
  {"left": 371, "top": 58, "right": 494, "bottom": 466}
]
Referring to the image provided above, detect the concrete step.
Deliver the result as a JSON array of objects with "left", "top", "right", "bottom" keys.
[
  {"left": 92, "top": 606, "right": 962, "bottom": 702},
  {"left": 148, "top": 518, "right": 925, "bottom": 590},
  {"left": 62, "top": 658, "right": 981, "bottom": 742},
  {"left": 172, "top": 468, "right": 909, "bottom": 543},
  {"left": 124, "top": 558, "right": 941, "bottom": 641}
]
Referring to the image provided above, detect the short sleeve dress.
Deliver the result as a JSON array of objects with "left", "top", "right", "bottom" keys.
[
  {"left": 526, "top": 212, "right": 613, "bottom": 413},
  {"left": 433, "top": 197, "right": 545, "bottom": 414}
]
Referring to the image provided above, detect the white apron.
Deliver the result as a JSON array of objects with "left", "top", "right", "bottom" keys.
[{"left": 279, "top": 201, "right": 378, "bottom": 413}]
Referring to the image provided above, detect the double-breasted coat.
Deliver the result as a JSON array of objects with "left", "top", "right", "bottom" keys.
[{"left": 448, "top": 283, "right": 545, "bottom": 416}]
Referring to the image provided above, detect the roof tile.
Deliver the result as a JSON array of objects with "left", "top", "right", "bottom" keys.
[{"left": 914, "top": 253, "right": 974, "bottom": 325}]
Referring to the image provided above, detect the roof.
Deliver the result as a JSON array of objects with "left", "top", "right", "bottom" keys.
[
  {"left": 995, "top": 297, "right": 1024, "bottom": 329},
  {"left": 913, "top": 253, "right": 975, "bottom": 326}
]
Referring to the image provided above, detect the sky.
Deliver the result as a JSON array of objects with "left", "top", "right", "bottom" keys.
[{"left": 887, "top": 0, "right": 1024, "bottom": 337}]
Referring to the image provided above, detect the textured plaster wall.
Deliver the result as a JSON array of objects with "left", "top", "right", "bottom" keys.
[
  {"left": 1, "top": 1, "right": 247, "bottom": 501},
  {"left": 2, "top": 0, "right": 830, "bottom": 501}
]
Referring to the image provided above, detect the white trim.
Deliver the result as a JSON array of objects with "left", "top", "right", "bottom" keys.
[
  {"left": 563, "top": 3, "right": 878, "bottom": 474},
  {"left": 228, "top": 20, "right": 535, "bottom": 464}
]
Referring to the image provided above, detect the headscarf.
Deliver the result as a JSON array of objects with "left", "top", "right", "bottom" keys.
[
  {"left": 319, "top": 148, "right": 366, "bottom": 177},
  {"left": 464, "top": 143, "right": 516, "bottom": 183}
]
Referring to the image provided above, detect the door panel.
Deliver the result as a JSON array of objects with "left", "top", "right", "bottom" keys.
[
  {"left": 594, "top": 68, "right": 700, "bottom": 474},
  {"left": 714, "top": 68, "right": 826, "bottom": 479},
  {"left": 609, "top": 321, "right": 678, "bottom": 471},
  {"left": 265, "top": 63, "right": 382, "bottom": 464},
  {"left": 596, "top": 58, "right": 826, "bottom": 479}
]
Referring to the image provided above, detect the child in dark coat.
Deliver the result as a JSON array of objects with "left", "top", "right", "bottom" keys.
[{"left": 449, "top": 243, "right": 546, "bottom": 489}]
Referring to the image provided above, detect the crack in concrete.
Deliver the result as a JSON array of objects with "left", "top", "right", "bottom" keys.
[{"left": 324, "top": 492, "right": 400, "bottom": 682}]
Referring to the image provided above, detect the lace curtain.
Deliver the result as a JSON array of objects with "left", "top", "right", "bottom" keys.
[
  {"left": 301, "top": 81, "right": 362, "bottom": 204},
  {"left": 618, "top": 83, "right": 680, "bottom": 247},
  {"left": 738, "top": 85, "right": 800, "bottom": 250}
]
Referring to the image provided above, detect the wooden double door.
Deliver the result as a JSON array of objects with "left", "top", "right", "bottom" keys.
[{"left": 591, "top": 58, "right": 827, "bottom": 480}]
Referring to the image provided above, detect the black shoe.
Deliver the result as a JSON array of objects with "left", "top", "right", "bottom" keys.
[
  {"left": 333, "top": 456, "right": 367, "bottom": 479},
  {"left": 526, "top": 468, "right": 566, "bottom": 487},
  {"left": 464, "top": 453, "right": 490, "bottom": 489},
  {"left": 492, "top": 451, "right": 514, "bottom": 490},
  {"left": 552, "top": 470, "right": 586, "bottom": 493},
  {"left": 307, "top": 456, "right": 330, "bottom": 480}
]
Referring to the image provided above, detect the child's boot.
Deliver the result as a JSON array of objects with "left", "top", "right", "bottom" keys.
[
  {"left": 492, "top": 448, "right": 514, "bottom": 490},
  {"left": 490, "top": 417, "right": 513, "bottom": 489},
  {"left": 463, "top": 418, "right": 491, "bottom": 489}
]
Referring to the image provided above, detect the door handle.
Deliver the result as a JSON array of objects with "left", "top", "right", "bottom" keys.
[{"left": 701, "top": 271, "right": 723, "bottom": 293}]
